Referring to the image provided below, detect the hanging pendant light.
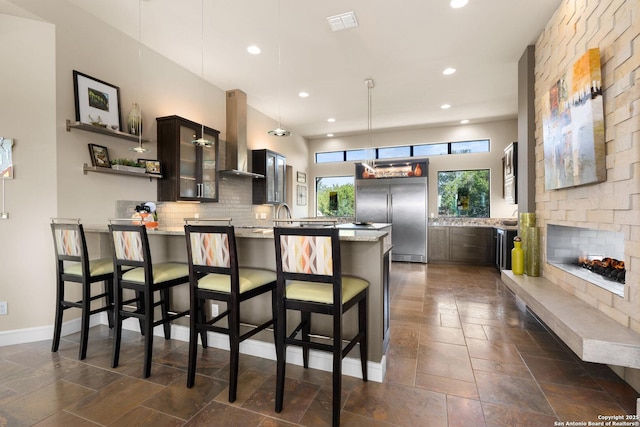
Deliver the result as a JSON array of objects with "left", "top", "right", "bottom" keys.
[
  {"left": 361, "top": 78, "right": 375, "bottom": 172},
  {"left": 130, "top": 0, "right": 149, "bottom": 153},
  {"left": 268, "top": 0, "right": 290, "bottom": 137},
  {"left": 192, "top": 0, "right": 212, "bottom": 146}
]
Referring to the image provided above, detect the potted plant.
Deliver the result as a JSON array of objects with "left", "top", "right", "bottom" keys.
[{"left": 111, "top": 158, "right": 145, "bottom": 173}]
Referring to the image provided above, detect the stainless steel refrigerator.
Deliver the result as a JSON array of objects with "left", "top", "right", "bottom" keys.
[{"left": 355, "top": 175, "right": 428, "bottom": 263}]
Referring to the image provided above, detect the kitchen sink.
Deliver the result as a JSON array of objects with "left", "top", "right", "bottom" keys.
[{"left": 501, "top": 219, "right": 518, "bottom": 226}]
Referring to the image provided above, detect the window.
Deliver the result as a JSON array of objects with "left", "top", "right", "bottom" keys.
[
  {"left": 450, "top": 139, "right": 490, "bottom": 154},
  {"left": 413, "top": 143, "right": 448, "bottom": 156},
  {"left": 378, "top": 145, "right": 410, "bottom": 159},
  {"left": 315, "top": 151, "right": 344, "bottom": 163},
  {"left": 346, "top": 149, "right": 367, "bottom": 161},
  {"left": 316, "top": 176, "right": 355, "bottom": 217},
  {"left": 437, "top": 170, "right": 490, "bottom": 217}
]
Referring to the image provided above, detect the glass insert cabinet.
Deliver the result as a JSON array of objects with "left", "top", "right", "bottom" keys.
[{"left": 156, "top": 115, "right": 219, "bottom": 202}]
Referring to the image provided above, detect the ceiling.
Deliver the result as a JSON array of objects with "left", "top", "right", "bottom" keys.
[{"left": 68, "top": 0, "right": 561, "bottom": 139}]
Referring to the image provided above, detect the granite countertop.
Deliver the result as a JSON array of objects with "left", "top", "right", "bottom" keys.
[
  {"left": 84, "top": 224, "right": 389, "bottom": 242},
  {"left": 428, "top": 218, "right": 519, "bottom": 230}
]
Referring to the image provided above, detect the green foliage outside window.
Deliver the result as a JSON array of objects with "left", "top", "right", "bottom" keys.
[
  {"left": 438, "top": 170, "right": 490, "bottom": 217},
  {"left": 316, "top": 177, "right": 355, "bottom": 217}
]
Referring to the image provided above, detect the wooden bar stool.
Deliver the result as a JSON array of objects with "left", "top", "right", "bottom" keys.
[
  {"left": 108, "top": 220, "right": 190, "bottom": 378},
  {"left": 50, "top": 218, "right": 115, "bottom": 360},
  {"left": 273, "top": 226, "right": 369, "bottom": 427},
  {"left": 184, "top": 218, "right": 277, "bottom": 402}
]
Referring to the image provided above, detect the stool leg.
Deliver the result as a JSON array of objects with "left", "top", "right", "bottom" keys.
[
  {"left": 228, "top": 298, "right": 240, "bottom": 402},
  {"left": 187, "top": 289, "right": 199, "bottom": 388},
  {"left": 160, "top": 288, "right": 171, "bottom": 339},
  {"left": 136, "top": 290, "right": 145, "bottom": 335},
  {"left": 359, "top": 295, "right": 368, "bottom": 382},
  {"left": 302, "top": 311, "right": 311, "bottom": 369},
  {"left": 51, "top": 276, "right": 65, "bottom": 353},
  {"left": 105, "top": 278, "right": 115, "bottom": 329},
  {"left": 79, "top": 278, "right": 91, "bottom": 360},
  {"left": 275, "top": 299, "right": 286, "bottom": 413},
  {"left": 199, "top": 298, "right": 208, "bottom": 348},
  {"left": 111, "top": 279, "right": 123, "bottom": 369},
  {"left": 332, "top": 310, "right": 342, "bottom": 427},
  {"left": 142, "top": 288, "right": 155, "bottom": 378}
]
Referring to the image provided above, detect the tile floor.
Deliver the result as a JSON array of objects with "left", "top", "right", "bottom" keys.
[{"left": 0, "top": 263, "right": 638, "bottom": 426}]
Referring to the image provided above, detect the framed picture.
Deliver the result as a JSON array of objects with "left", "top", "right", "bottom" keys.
[
  {"left": 297, "top": 185, "right": 307, "bottom": 206},
  {"left": 297, "top": 171, "right": 306, "bottom": 184},
  {"left": 88, "top": 144, "right": 111, "bottom": 168},
  {"left": 73, "top": 70, "right": 123, "bottom": 131},
  {"left": 138, "top": 158, "right": 161, "bottom": 174}
]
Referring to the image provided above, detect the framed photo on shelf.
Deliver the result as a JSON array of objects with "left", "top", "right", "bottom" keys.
[
  {"left": 73, "top": 70, "right": 123, "bottom": 131},
  {"left": 297, "top": 171, "right": 306, "bottom": 184},
  {"left": 138, "top": 159, "right": 161, "bottom": 174},
  {"left": 297, "top": 185, "right": 307, "bottom": 206},
  {"left": 88, "top": 144, "right": 111, "bottom": 168}
]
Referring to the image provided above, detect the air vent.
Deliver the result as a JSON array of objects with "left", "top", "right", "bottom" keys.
[{"left": 327, "top": 11, "right": 358, "bottom": 32}]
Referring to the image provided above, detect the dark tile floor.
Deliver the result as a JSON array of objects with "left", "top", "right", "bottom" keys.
[{"left": 1, "top": 263, "right": 637, "bottom": 426}]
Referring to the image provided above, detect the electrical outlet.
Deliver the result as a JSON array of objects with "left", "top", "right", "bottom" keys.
[
  {"left": 255, "top": 213, "right": 259, "bottom": 219},
  {"left": 0, "top": 301, "right": 7, "bottom": 315},
  {"left": 194, "top": 213, "right": 199, "bottom": 218},
  {"left": 260, "top": 212, "right": 267, "bottom": 220},
  {"left": 0, "top": 212, "right": 8, "bottom": 220},
  {"left": 211, "top": 303, "right": 219, "bottom": 317}
]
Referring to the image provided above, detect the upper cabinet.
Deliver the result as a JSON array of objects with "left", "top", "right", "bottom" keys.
[
  {"left": 504, "top": 142, "right": 518, "bottom": 204},
  {"left": 156, "top": 115, "right": 219, "bottom": 202},
  {"left": 252, "top": 149, "right": 286, "bottom": 205}
]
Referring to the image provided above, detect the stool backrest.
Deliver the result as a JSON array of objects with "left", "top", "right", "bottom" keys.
[
  {"left": 108, "top": 223, "right": 152, "bottom": 274},
  {"left": 274, "top": 227, "right": 341, "bottom": 296},
  {"left": 51, "top": 218, "right": 89, "bottom": 274},
  {"left": 184, "top": 224, "right": 239, "bottom": 290}
]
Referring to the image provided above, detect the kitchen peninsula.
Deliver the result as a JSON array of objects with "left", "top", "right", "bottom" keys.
[{"left": 84, "top": 223, "right": 392, "bottom": 381}]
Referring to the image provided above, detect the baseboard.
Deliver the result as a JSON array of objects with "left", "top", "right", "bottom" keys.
[{"left": 0, "top": 313, "right": 386, "bottom": 383}]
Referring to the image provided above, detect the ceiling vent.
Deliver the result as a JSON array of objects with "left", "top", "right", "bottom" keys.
[{"left": 327, "top": 11, "right": 358, "bottom": 32}]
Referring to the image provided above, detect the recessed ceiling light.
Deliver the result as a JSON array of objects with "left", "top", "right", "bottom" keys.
[
  {"left": 327, "top": 133, "right": 334, "bottom": 137},
  {"left": 298, "top": 92, "right": 309, "bottom": 98},
  {"left": 327, "top": 118, "right": 336, "bottom": 123},
  {"left": 247, "top": 45, "right": 261, "bottom": 55},
  {"left": 442, "top": 67, "right": 456, "bottom": 75},
  {"left": 441, "top": 104, "right": 451, "bottom": 109},
  {"left": 460, "top": 119, "right": 469, "bottom": 124},
  {"left": 450, "top": 0, "right": 469, "bottom": 9}
]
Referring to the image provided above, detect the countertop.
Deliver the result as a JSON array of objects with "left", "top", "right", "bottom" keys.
[{"left": 84, "top": 224, "right": 390, "bottom": 243}]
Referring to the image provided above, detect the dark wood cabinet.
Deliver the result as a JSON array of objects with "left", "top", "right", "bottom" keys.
[
  {"left": 428, "top": 226, "right": 450, "bottom": 262},
  {"left": 252, "top": 149, "right": 286, "bottom": 205},
  {"left": 156, "top": 115, "right": 219, "bottom": 202},
  {"left": 428, "top": 226, "right": 494, "bottom": 265}
]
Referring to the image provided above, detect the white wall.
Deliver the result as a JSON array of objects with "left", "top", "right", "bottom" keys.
[{"left": 308, "top": 119, "right": 518, "bottom": 218}]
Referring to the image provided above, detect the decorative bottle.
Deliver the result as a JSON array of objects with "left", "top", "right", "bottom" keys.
[
  {"left": 127, "top": 102, "right": 142, "bottom": 135},
  {"left": 512, "top": 236, "right": 524, "bottom": 275}
]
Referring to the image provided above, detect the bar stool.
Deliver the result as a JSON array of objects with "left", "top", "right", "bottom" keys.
[
  {"left": 273, "top": 226, "right": 369, "bottom": 427},
  {"left": 108, "top": 220, "right": 190, "bottom": 378},
  {"left": 50, "top": 218, "right": 115, "bottom": 360},
  {"left": 184, "top": 218, "right": 277, "bottom": 402}
]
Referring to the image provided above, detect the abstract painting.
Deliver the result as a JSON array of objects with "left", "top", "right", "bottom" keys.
[{"left": 542, "top": 48, "right": 605, "bottom": 190}]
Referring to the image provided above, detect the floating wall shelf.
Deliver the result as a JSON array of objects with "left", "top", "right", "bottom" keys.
[
  {"left": 66, "top": 119, "right": 150, "bottom": 143},
  {"left": 83, "top": 163, "right": 162, "bottom": 181}
]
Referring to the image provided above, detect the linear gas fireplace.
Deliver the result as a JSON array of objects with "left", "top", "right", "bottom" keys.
[{"left": 547, "top": 224, "right": 625, "bottom": 297}]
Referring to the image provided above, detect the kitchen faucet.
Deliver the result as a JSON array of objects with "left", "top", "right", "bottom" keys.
[
  {"left": 275, "top": 203, "right": 292, "bottom": 220},
  {"left": 511, "top": 208, "right": 519, "bottom": 218}
]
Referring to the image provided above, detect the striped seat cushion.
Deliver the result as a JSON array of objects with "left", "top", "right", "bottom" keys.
[
  {"left": 122, "top": 262, "right": 189, "bottom": 284},
  {"left": 286, "top": 276, "right": 369, "bottom": 304},
  {"left": 198, "top": 268, "right": 276, "bottom": 294}
]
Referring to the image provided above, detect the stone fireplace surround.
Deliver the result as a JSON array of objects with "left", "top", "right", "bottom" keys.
[{"left": 546, "top": 224, "right": 625, "bottom": 297}]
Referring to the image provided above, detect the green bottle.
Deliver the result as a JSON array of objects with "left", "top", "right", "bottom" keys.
[{"left": 512, "top": 236, "right": 524, "bottom": 275}]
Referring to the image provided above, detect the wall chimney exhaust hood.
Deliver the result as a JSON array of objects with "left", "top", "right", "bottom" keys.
[{"left": 220, "top": 89, "right": 264, "bottom": 178}]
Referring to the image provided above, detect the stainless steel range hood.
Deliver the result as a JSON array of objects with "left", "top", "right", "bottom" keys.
[{"left": 220, "top": 89, "right": 264, "bottom": 178}]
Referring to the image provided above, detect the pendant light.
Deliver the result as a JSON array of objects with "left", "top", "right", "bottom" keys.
[
  {"left": 130, "top": 0, "right": 149, "bottom": 153},
  {"left": 192, "top": 0, "right": 212, "bottom": 146},
  {"left": 268, "top": 0, "right": 290, "bottom": 137},
  {"left": 361, "top": 78, "right": 375, "bottom": 172}
]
